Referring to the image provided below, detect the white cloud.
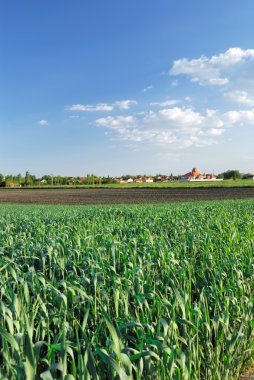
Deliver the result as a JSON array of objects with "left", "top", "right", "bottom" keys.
[
  {"left": 114, "top": 100, "right": 138, "bottom": 110},
  {"left": 150, "top": 100, "right": 178, "bottom": 107},
  {"left": 143, "top": 85, "right": 153, "bottom": 92},
  {"left": 66, "top": 103, "right": 114, "bottom": 112},
  {"left": 39, "top": 119, "right": 48, "bottom": 126},
  {"left": 206, "top": 109, "right": 217, "bottom": 117},
  {"left": 66, "top": 99, "right": 137, "bottom": 112},
  {"left": 223, "top": 109, "right": 254, "bottom": 125},
  {"left": 170, "top": 47, "right": 254, "bottom": 86},
  {"left": 96, "top": 107, "right": 219, "bottom": 148},
  {"left": 225, "top": 90, "right": 254, "bottom": 106},
  {"left": 206, "top": 128, "right": 225, "bottom": 136},
  {"left": 95, "top": 105, "right": 254, "bottom": 149},
  {"left": 157, "top": 107, "right": 203, "bottom": 126},
  {"left": 96, "top": 115, "right": 136, "bottom": 129}
]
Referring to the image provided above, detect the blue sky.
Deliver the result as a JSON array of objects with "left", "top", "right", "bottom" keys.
[{"left": 1, "top": 0, "right": 254, "bottom": 176}]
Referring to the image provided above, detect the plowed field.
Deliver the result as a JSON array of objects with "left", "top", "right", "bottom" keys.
[{"left": 0, "top": 187, "right": 254, "bottom": 204}]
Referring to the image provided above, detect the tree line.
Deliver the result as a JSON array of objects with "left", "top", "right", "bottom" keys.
[
  {"left": 0, "top": 172, "right": 118, "bottom": 187},
  {"left": 217, "top": 170, "right": 253, "bottom": 180},
  {"left": 0, "top": 169, "right": 253, "bottom": 187}
]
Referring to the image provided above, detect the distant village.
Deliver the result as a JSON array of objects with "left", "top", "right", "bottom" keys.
[
  {"left": 0, "top": 168, "right": 253, "bottom": 187},
  {"left": 113, "top": 168, "right": 223, "bottom": 184}
]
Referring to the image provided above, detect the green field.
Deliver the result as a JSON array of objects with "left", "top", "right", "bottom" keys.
[
  {"left": 100, "top": 179, "right": 254, "bottom": 188},
  {"left": 1, "top": 179, "right": 254, "bottom": 189},
  {"left": 78, "top": 179, "right": 254, "bottom": 189},
  {"left": 0, "top": 200, "right": 254, "bottom": 379}
]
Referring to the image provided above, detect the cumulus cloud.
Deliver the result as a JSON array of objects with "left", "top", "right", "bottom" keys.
[
  {"left": 65, "top": 47, "right": 254, "bottom": 152},
  {"left": 39, "top": 119, "right": 48, "bottom": 126},
  {"left": 223, "top": 109, "right": 254, "bottom": 125},
  {"left": 206, "top": 128, "right": 225, "bottom": 136},
  {"left": 95, "top": 106, "right": 254, "bottom": 149},
  {"left": 66, "top": 99, "right": 137, "bottom": 112},
  {"left": 114, "top": 100, "right": 138, "bottom": 110},
  {"left": 225, "top": 90, "right": 254, "bottom": 106},
  {"left": 170, "top": 47, "right": 254, "bottom": 86}
]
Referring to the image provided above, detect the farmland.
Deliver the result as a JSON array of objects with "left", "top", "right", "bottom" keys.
[
  {"left": 0, "top": 200, "right": 254, "bottom": 379},
  {"left": 2, "top": 179, "right": 254, "bottom": 189},
  {"left": 0, "top": 187, "right": 254, "bottom": 205}
]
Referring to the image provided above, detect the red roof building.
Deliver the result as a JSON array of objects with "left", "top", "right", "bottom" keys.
[{"left": 181, "top": 168, "right": 206, "bottom": 180}]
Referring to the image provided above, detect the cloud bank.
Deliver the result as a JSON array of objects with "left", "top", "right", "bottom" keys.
[
  {"left": 95, "top": 106, "right": 254, "bottom": 149},
  {"left": 170, "top": 47, "right": 254, "bottom": 86},
  {"left": 65, "top": 47, "right": 254, "bottom": 153},
  {"left": 66, "top": 100, "right": 137, "bottom": 112},
  {"left": 225, "top": 90, "right": 254, "bottom": 106}
]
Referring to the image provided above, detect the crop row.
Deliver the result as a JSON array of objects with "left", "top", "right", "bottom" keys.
[{"left": 0, "top": 200, "right": 254, "bottom": 379}]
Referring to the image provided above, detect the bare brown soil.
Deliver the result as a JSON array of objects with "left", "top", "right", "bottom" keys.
[
  {"left": 0, "top": 187, "right": 253, "bottom": 205},
  {"left": 240, "top": 369, "right": 254, "bottom": 379}
]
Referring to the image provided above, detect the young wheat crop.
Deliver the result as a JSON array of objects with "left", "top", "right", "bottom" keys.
[{"left": 0, "top": 200, "right": 253, "bottom": 379}]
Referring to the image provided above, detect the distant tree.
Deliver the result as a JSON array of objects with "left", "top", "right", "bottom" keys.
[
  {"left": 122, "top": 174, "right": 133, "bottom": 180},
  {"left": 218, "top": 170, "right": 242, "bottom": 180},
  {"left": 62, "top": 177, "right": 68, "bottom": 185},
  {"left": 86, "top": 174, "right": 96, "bottom": 185},
  {"left": 5, "top": 175, "right": 12, "bottom": 187},
  {"left": 17, "top": 173, "right": 23, "bottom": 185},
  {"left": 101, "top": 176, "right": 117, "bottom": 184},
  {"left": 0, "top": 173, "right": 4, "bottom": 185},
  {"left": 25, "top": 171, "right": 36, "bottom": 186}
]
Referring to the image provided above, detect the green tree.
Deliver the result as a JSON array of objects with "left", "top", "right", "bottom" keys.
[
  {"left": 218, "top": 170, "right": 242, "bottom": 180},
  {"left": 0, "top": 173, "right": 4, "bottom": 185},
  {"left": 25, "top": 171, "right": 36, "bottom": 186}
]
